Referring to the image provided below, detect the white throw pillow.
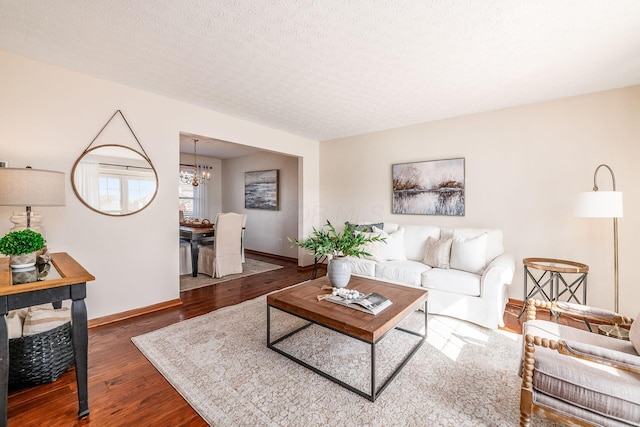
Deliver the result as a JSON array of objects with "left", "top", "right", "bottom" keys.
[
  {"left": 449, "top": 232, "right": 488, "bottom": 274},
  {"left": 6, "top": 310, "right": 25, "bottom": 339},
  {"left": 359, "top": 229, "right": 387, "bottom": 262},
  {"left": 22, "top": 306, "right": 71, "bottom": 337},
  {"left": 422, "top": 236, "right": 453, "bottom": 269},
  {"left": 372, "top": 226, "right": 407, "bottom": 261},
  {"left": 630, "top": 313, "right": 640, "bottom": 355}
]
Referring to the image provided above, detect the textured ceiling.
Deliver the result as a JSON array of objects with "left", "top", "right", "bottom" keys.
[
  {"left": 179, "top": 132, "right": 264, "bottom": 159},
  {"left": 1, "top": 1, "right": 640, "bottom": 142}
]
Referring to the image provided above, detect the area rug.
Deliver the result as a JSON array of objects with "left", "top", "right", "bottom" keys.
[
  {"left": 180, "top": 259, "right": 283, "bottom": 292},
  {"left": 132, "top": 296, "right": 558, "bottom": 426}
]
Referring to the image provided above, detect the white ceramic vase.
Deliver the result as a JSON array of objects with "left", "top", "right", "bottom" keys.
[
  {"left": 11, "top": 267, "right": 37, "bottom": 284},
  {"left": 327, "top": 256, "right": 351, "bottom": 288}
]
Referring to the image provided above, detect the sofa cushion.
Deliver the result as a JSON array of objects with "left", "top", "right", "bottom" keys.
[
  {"left": 420, "top": 268, "right": 481, "bottom": 296},
  {"left": 395, "top": 225, "right": 439, "bottom": 261},
  {"left": 449, "top": 233, "right": 488, "bottom": 274},
  {"left": 523, "top": 320, "right": 640, "bottom": 424},
  {"left": 375, "top": 260, "right": 430, "bottom": 286},
  {"left": 422, "top": 236, "right": 453, "bottom": 269},
  {"left": 348, "top": 256, "right": 376, "bottom": 277},
  {"left": 630, "top": 313, "right": 640, "bottom": 354},
  {"left": 372, "top": 226, "right": 407, "bottom": 261},
  {"left": 442, "top": 228, "right": 504, "bottom": 265}
]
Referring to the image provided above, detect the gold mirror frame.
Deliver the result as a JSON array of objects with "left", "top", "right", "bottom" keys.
[{"left": 71, "top": 144, "right": 158, "bottom": 216}]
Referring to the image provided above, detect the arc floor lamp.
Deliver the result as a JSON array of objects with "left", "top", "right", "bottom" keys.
[{"left": 573, "top": 164, "right": 626, "bottom": 339}]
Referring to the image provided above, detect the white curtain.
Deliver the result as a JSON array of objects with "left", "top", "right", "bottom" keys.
[
  {"left": 193, "top": 164, "right": 211, "bottom": 221},
  {"left": 75, "top": 160, "right": 100, "bottom": 208}
]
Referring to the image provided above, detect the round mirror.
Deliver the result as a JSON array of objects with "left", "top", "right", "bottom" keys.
[{"left": 72, "top": 144, "right": 158, "bottom": 216}]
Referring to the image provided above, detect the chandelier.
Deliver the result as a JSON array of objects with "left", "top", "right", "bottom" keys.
[{"left": 180, "top": 139, "right": 211, "bottom": 186}]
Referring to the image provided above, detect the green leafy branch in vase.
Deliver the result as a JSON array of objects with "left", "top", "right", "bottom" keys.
[{"left": 289, "top": 220, "right": 386, "bottom": 258}]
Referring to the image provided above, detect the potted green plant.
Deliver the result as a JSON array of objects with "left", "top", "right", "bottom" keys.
[
  {"left": 0, "top": 229, "right": 46, "bottom": 269},
  {"left": 289, "top": 221, "right": 385, "bottom": 287}
]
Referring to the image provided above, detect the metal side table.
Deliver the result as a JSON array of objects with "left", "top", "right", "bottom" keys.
[{"left": 518, "top": 258, "right": 588, "bottom": 319}]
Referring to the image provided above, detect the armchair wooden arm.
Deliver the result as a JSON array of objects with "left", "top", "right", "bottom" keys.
[
  {"left": 526, "top": 298, "right": 633, "bottom": 326},
  {"left": 520, "top": 299, "right": 639, "bottom": 427},
  {"left": 523, "top": 333, "right": 640, "bottom": 377},
  {"left": 520, "top": 333, "right": 640, "bottom": 427}
]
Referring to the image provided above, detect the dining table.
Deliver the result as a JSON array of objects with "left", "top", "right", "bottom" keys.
[{"left": 179, "top": 224, "right": 215, "bottom": 277}]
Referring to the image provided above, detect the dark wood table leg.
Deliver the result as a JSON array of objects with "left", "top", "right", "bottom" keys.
[
  {"left": 71, "top": 283, "right": 90, "bottom": 419},
  {"left": 0, "top": 301, "right": 8, "bottom": 427},
  {"left": 190, "top": 239, "right": 199, "bottom": 277}
]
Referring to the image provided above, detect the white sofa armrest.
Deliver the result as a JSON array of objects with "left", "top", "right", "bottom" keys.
[{"left": 480, "top": 253, "right": 515, "bottom": 298}]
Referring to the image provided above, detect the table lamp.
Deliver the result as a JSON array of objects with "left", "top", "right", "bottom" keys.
[
  {"left": 573, "top": 164, "right": 626, "bottom": 339},
  {"left": 0, "top": 167, "right": 66, "bottom": 235}
]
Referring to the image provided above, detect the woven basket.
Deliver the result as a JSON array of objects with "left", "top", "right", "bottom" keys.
[{"left": 9, "top": 321, "right": 74, "bottom": 390}]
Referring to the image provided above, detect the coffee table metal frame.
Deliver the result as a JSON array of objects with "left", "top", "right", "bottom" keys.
[{"left": 267, "top": 300, "right": 427, "bottom": 402}]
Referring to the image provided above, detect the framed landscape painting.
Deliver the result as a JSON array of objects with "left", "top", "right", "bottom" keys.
[
  {"left": 245, "top": 169, "right": 279, "bottom": 210},
  {"left": 392, "top": 158, "right": 465, "bottom": 216}
]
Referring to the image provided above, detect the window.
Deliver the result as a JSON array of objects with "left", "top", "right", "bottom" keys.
[
  {"left": 178, "top": 164, "right": 211, "bottom": 220},
  {"left": 98, "top": 171, "right": 156, "bottom": 215},
  {"left": 128, "top": 179, "right": 157, "bottom": 211},
  {"left": 99, "top": 176, "right": 121, "bottom": 213},
  {"left": 179, "top": 177, "right": 195, "bottom": 217}
]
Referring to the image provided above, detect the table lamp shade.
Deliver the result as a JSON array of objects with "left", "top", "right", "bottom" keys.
[
  {"left": 0, "top": 168, "right": 66, "bottom": 207},
  {"left": 573, "top": 191, "right": 623, "bottom": 218}
]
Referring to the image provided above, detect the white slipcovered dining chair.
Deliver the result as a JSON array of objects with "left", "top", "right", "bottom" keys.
[
  {"left": 197, "top": 212, "right": 244, "bottom": 278},
  {"left": 240, "top": 213, "right": 247, "bottom": 263},
  {"left": 179, "top": 240, "right": 192, "bottom": 275}
]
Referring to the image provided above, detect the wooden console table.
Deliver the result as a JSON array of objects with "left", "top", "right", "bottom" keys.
[{"left": 0, "top": 252, "right": 95, "bottom": 425}]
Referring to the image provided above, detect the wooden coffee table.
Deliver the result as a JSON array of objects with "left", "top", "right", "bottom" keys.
[{"left": 267, "top": 275, "right": 428, "bottom": 401}]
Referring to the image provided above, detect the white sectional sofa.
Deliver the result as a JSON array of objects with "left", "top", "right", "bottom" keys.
[{"left": 346, "top": 222, "right": 515, "bottom": 329}]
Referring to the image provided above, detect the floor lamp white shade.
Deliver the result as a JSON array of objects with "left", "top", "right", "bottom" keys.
[
  {"left": 573, "top": 164, "right": 626, "bottom": 338},
  {"left": 0, "top": 167, "right": 66, "bottom": 233},
  {"left": 573, "top": 191, "right": 623, "bottom": 218},
  {"left": 573, "top": 189, "right": 623, "bottom": 313}
]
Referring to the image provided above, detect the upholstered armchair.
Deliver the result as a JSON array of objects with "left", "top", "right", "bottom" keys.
[{"left": 519, "top": 299, "right": 640, "bottom": 427}]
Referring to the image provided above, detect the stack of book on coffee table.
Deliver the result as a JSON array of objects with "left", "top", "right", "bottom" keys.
[{"left": 326, "top": 292, "right": 392, "bottom": 315}]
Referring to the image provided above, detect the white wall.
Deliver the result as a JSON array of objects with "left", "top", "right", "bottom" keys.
[
  {"left": 221, "top": 152, "right": 299, "bottom": 258},
  {"left": 320, "top": 86, "right": 640, "bottom": 317},
  {"left": 4, "top": 49, "right": 636, "bottom": 319},
  {"left": 0, "top": 50, "right": 320, "bottom": 319}
]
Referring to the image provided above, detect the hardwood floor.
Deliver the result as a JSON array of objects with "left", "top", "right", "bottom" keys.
[
  {"left": 8, "top": 253, "right": 313, "bottom": 427},
  {"left": 6, "top": 254, "right": 582, "bottom": 426}
]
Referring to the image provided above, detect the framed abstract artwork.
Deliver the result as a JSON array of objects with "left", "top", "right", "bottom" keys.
[
  {"left": 392, "top": 158, "right": 465, "bottom": 216},
  {"left": 245, "top": 169, "right": 279, "bottom": 210}
]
